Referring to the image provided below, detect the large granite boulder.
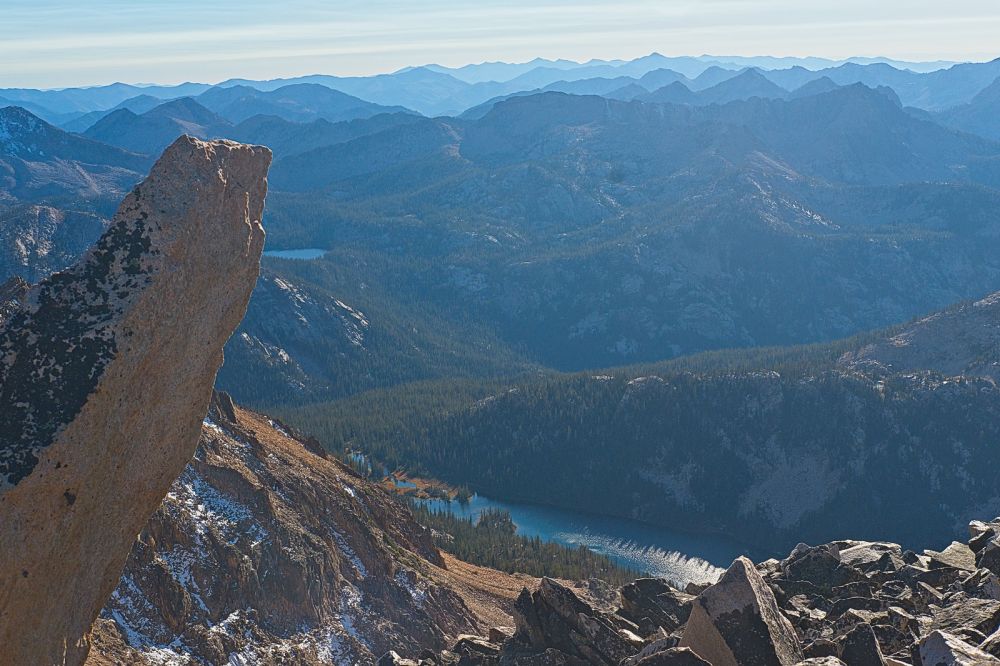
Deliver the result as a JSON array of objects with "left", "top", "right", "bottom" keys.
[{"left": 0, "top": 136, "right": 270, "bottom": 665}]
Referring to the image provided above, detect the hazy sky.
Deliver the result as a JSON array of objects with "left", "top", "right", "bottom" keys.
[{"left": 4, "top": 0, "right": 999, "bottom": 89}]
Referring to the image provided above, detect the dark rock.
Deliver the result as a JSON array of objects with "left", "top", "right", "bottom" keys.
[
  {"left": 0, "top": 276, "right": 29, "bottom": 325},
  {"left": 772, "top": 578, "right": 828, "bottom": 601},
  {"left": 624, "top": 637, "right": 682, "bottom": 666},
  {"left": 931, "top": 596, "right": 1000, "bottom": 636},
  {"left": 686, "top": 583, "right": 711, "bottom": 596},
  {"left": 839, "top": 622, "right": 886, "bottom": 666},
  {"left": 981, "top": 626, "right": 1000, "bottom": 658},
  {"left": 833, "top": 582, "right": 877, "bottom": 600},
  {"left": 804, "top": 639, "right": 841, "bottom": 658},
  {"left": 961, "top": 569, "right": 1000, "bottom": 600},
  {"left": 887, "top": 607, "right": 918, "bottom": 633},
  {"left": 829, "top": 597, "right": 886, "bottom": 619},
  {"left": 876, "top": 581, "right": 916, "bottom": 610},
  {"left": 968, "top": 520, "right": 999, "bottom": 555},
  {"left": 489, "top": 626, "right": 514, "bottom": 643},
  {"left": 620, "top": 578, "right": 695, "bottom": 634},
  {"left": 838, "top": 543, "right": 904, "bottom": 571},
  {"left": 782, "top": 544, "right": 862, "bottom": 592},
  {"left": 680, "top": 556, "right": 804, "bottom": 666},
  {"left": 513, "top": 578, "right": 641, "bottom": 665},
  {"left": 969, "top": 521, "right": 1000, "bottom": 576},
  {"left": 452, "top": 635, "right": 501, "bottom": 664},
  {"left": 898, "top": 564, "right": 963, "bottom": 590},
  {"left": 209, "top": 389, "right": 239, "bottom": 423},
  {"left": 870, "top": 623, "right": 914, "bottom": 658},
  {"left": 978, "top": 540, "right": 1000, "bottom": 577},
  {"left": 913, "top": 582, "right": 946, "bottom": 610}
]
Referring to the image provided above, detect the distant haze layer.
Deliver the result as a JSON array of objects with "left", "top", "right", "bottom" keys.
[{"left": 3, "top": 0, "right": 1000, "bottom": 88}]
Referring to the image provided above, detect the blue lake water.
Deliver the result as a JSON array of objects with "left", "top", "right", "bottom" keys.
[
  {"left": 344, "top": 449, "right": 755, "bottom": 586},
  {"left": 263, "top": 248, "right": 327, "bottom": 260},
  {"left": 416, "top": 493, "right": 756, "bottom": 586}
]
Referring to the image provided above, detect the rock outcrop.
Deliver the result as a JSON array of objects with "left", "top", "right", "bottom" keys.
[
  {"left": 0, "top": 136, "right": 270, "bottom": 665},
  {"left": 412, "top": 515, "right": 1000, "bottom": 665},
  {"left": 510, "top": 577, "right": 642, "bottom": 664},
  {"left": 679, "top": 557, "right": 803, "bottom": 666},
  {"left": 87, "top": 394, "right": 531, "bottom": 664},
  {"left": 841, "top": 291, "right": 1000, "bottom": 381}
]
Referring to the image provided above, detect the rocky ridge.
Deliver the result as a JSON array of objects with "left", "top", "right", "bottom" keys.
[
  {"left": 0, "top": 105, "right": 146, "bottom": 204},
  {"left": 402, "top": 519, "right": 1000, "bottom": 665},
  {"left": 0, "top": 136, "right": 270, "bottom": 665},
  {"left": 87, "top": 393, "right": 511, "bottom": 665}
]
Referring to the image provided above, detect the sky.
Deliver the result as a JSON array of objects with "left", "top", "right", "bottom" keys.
[{"left": 3, "top": 0, "right": 999, "bottom": 89}]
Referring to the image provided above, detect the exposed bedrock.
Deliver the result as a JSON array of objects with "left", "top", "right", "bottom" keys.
[{"left": 0, "top": 136, "right": 270, "bottom": 665}]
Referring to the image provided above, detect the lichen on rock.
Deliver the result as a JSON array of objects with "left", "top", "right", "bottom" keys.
[{"left": 0, "top": 136, "right": 270, "bottom": 666}]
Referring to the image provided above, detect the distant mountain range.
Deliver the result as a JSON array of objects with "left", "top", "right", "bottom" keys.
[
  {"left": 3, "top": 76, "right": 1000, "bottom": 408},
  {"left": 2, "top": 53, "right": 999, "bottom": 124},
  {"left": 245, "top": 86, "right": 1000, "bottom": 383},
  {"left": 421, "top": 53, "right": 959, "bottom": 83},
  {"left": 936, "top": 76, "right": 1000, "bottom": 140},
  {"left": 5, "top": 52, "right": 1000, "bottom": 565}
]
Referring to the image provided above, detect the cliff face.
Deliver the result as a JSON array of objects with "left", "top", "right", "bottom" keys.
[
  {"left": 0, "top": 205, "right": 110, "bottom": 283},
  {"left": 87, "top": 395, "right": 499, "bottom": 665},
  {"left": 0, "top": 136, "right": 270, "bottom": 665}
]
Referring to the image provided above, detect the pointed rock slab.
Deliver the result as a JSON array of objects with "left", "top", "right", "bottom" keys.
[
  {"left": 0, "top": 136, "right": 270, "bottom": 665},
  {"left": 514, "top": 577, "right": 642, "bottom": 665},
  {"left": 924, "top": 542, "right": 976, "bottom": 572},
  {"left": 917, "top": 630, "right": 1000, "bottom": 665},
  {"left": 680, "top": 556, "right": 804, "bottom": 666}
]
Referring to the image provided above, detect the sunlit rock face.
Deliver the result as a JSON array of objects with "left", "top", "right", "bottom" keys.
[{"left": 0, "top": 136, "right": 270, "bottom": 666}]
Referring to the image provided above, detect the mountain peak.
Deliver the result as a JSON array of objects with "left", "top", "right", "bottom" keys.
[
  {"left": 143, "top": 96, "right": 222, "bottom": 123},
  {"left": 0, "top": 105, "right": 48, "bottom": 143}
]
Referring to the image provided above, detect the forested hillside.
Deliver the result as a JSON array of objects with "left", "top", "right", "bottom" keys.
[{"left": 280, "top": 293, "right": 1000, "bottom": 551}]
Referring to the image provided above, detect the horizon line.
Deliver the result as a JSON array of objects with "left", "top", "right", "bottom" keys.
[{"left": 4, "top": 51, "right": 997, "bottom": 93}]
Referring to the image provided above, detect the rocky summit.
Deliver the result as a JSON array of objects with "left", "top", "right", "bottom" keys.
[
  {"left": 85, "top": 392, "right": 524, "bottom": 665},
  {"left": 0, "top": 136, "right": 270, "bottom": 665},
  {"left": 407, "top": 521, "right": 1000, "bottom": 665}
]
